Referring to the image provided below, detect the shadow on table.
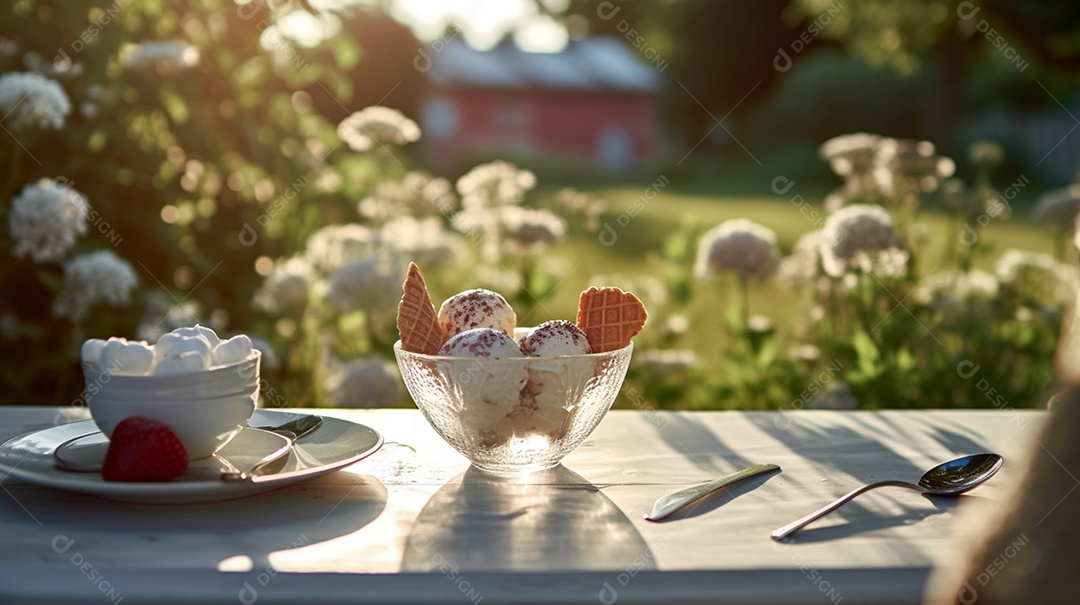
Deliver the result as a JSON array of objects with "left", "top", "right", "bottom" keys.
[
  {"left": 402, "top": 464, "right": 653, "bottom": 572},
  {"left": 4, "top": 472, "right": 387, "bottom": 570},
  {"left": 742, "top": 413, "right": 1000, "bottom": 548},
  {"left": 652, "top": 414, "right": 752, "bottom": 473}
]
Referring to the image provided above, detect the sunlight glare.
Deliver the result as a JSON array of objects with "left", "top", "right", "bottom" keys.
[
  {"left": 393, "top": 0, "right": 537, "bottom": 49},
  {"left": 513, "top": 15, "right": 569, "bottom": 53}
]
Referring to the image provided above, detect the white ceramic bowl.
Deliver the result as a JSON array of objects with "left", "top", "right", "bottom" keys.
[
  {"left": 83, "top": 352, "right": 260, "bottom": 459},
  {"left": 395, "top": 335, "right": 632, "bottom": 474}
]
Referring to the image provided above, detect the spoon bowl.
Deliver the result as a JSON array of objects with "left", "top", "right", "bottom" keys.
[
  {"left": 918, "top": 453, "right": 1003, "bottom": 495},
  {"left": 771, "top": 453, "right": 1003, "bottom": 541}
]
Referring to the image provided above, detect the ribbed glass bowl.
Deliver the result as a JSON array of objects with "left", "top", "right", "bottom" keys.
[{"left": 395, "top": 338, "right": 633, "bottom": 474}]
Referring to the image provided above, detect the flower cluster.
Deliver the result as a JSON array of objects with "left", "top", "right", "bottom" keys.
[
  {"left": 915, "top": 269, "right": 999, "bottom": 306},
  {"left": 777, "top": 230, "right": 824, "bottom": 288},
  {"left": 457, "top": 160, "right": 536, "bottom": 210},
  {"left": 820, "top": 133, "right": 954, "bottom": 212},
  {"left": 322, "top": 255, "right": 402, "bottom": 316},
  {"left": 303, "top": 223, "right": 382, "bottom": 274},
  {"left": 553, "top": 187, "right": 607, "bottom": 232},
  {"left": 8, "top": 178, "right": 89, "bottom": 262},
  {"left": 820, "top": 204, "right": 909, "bottom": 278},
  {"left": 337, "top": 106, "right": 420, "bottom": 152},
  {"left": 994, "top": 248, "right": 1073, "bottom": 307},
  {"left": 693, "top": 219, "right": 780, "bottom": 282},
  {"left": 358, "top": 170, "right": 457, "bottom": 223},
  {"left": 53, "top": 250, "right": 138, "bottom": 322},
  {"left": 0, "top": 72, "right": 70, "bottom": 131},
  {"left": 252, "top": 256, "right": 314, "bottom": 315},
  {"left": 450, "top": 160, "right": 557, "bottom": 265},
  {"left": 499, "top": 206, "right": 567, "bottom": 251},
  {"left": 324, "top": 357, "right": 403, "bottom": 408}
]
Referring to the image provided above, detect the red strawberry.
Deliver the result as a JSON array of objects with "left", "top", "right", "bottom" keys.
[{"left": 101, "top": 417, "right": 189, "bottom": 482}]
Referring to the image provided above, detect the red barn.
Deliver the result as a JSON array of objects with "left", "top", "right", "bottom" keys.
[{"left": 421, "top": 37, "right": 663, "bottom": 173}]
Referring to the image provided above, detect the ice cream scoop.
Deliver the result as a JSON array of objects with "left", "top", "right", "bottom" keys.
[
  {"left": 520, "top": 320, "right": 592, "bottom": 356},
  {"left": 439, "top": 327, "right": 524, "bottom": 358},
  {"left": 438, "top": 289, "right": 516, "bottom": 338}
]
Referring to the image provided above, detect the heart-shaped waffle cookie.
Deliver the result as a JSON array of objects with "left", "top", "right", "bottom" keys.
[
  {"left": 396, "top": 263, "right": 446, "bottom": 355},
  {"left": 575, "top": 286, "right": 648, "bottom": 353}
]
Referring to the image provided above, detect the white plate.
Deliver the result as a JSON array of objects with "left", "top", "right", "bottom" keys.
[{"left": 0, "top": 410, "right": 383, "bottom": 503}]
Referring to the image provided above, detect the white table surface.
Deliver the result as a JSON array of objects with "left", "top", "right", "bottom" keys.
[{"left": 0, "top": 406, "right": 1043, "bottom": 605}]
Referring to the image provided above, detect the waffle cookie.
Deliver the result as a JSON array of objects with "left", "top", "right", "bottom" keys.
[
  {"left": 396, "top": 263, "right": 446, "bottom": 355},
  {"left": 575, "top": 286, "right": 647, "bottom": 353}
]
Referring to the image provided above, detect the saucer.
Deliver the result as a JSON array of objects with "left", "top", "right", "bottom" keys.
[
  {"left": 0, "top": 410, "right": 383, "bottom": 503},
  {"left": 53, "top": 426, "right": 293, "bottom": 475}
]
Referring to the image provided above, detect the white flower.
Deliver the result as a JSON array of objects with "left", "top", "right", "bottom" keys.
[
  {"left": 337, "top": 106, "right": 420, "bottom": 152},
  {"left": 1033, "top": 185, "right": 1080, "bottom": 227},
  {"left": 0, "top": 72, "right": 70, "bottom": 131},
  {"left": 778, "top": 230, "right": 823, "bottom": 288},
  {"left": 553, "top": 187, "right": 607, "bottom": 232},
  {"left": 123, "top": 41, "right": 200, "bottom": 70},
  {"left": 324, "top": 357, "right": 403, "bottom": 408},
  {"left": 995, "top": 248, "right": 1073, "bottom": 306},
  {"left": 693, "top": 219, "right": 780, "bottom": 281},
  {"left": 456, "top": 160, "right": 536, "bottom": 209},
  {"left": 358, "top": 171, "right": 457, "bottom": 223},
  {"left": 9, "top": 178, "right": 89, "bottom": 262},
  {"left": 54, "top": 250, "right": 138, "bottom": 322},
  {"left": 819, "top": 132, "right": 883, "bottom": 177},
  {"left": 820, "top": 204, "right": 908, "bottom": 278},
  {"left": 381, "top": 216, "right": 464, "bottom": 267},
  {"left": 915, "top": 269, "right": 999, "bottom": 306},
  {"left": 500, "top": 206, "right": 566, "bottom": 250},
  {"left": 304, "top": 223, "right": 381, "bottom": 274},
  {"left": 253, "top": 256, "right": 314, "bottom": 315},
  {"left": 322, "top": 254, "right": 401, "bottom": 316}
]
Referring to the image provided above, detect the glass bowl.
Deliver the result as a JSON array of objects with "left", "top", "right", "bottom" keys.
[{"left": 394, "top": 336, "right": 633, "bottom": 474}]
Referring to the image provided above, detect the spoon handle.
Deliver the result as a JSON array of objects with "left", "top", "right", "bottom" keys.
[
  {"left": 220, "top": 430, "right": 296, "bottom": 482},
  {"left": 771, "top": 480, "right": 924, "bottom": 541}
]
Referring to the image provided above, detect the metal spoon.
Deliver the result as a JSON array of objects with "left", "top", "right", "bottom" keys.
[
  {"left": 221, "top": 415, "right": 323, "bottom": 481},
  {"left": 770, "top": 453, "right": 1003, "bottom": 541}
]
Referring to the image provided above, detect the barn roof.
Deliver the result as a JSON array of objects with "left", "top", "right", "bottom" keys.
[{"left": 429, "top": 37, "right": 662, "bottom": 93}]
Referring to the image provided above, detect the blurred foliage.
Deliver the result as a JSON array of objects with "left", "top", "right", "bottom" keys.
[
  {"left": 792, "top": 0, "right": 1080, "bottom": 75},
  {"left": 0, "top": 0, "right": 420, "bottom": 404}
]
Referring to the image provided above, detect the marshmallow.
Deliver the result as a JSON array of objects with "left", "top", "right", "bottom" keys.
[
  {"left": 155, "top": 332, "right": 213, "bottom": 361},
  {"left": 155, "top": 350, "right": 210, "bottom": 375},
  {"left": 80, "top": 339, "right": 107, "bottom": 368},
  {"left": 171, "top": 324, "right": 221, "bottom": 347},
  {"left": 100, "top": 338, "right": 155, "bottom": 375},
  {"left": 212, "top": 335, "right": 253, "bottom": 366}
]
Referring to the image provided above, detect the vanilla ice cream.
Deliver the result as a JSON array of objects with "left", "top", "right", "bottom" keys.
[{"left": 438, "top": 289, "right": 516, "bottom": 338}]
